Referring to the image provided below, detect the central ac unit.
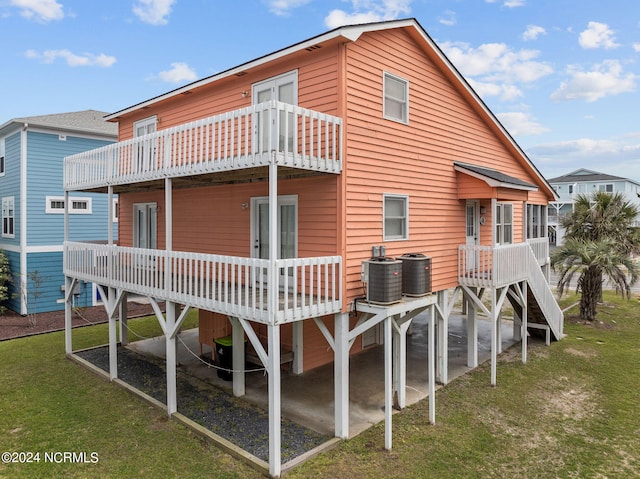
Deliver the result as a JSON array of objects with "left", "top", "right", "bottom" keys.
[{"left": 361, "top": 257, "right": 402, "bottom": 305}]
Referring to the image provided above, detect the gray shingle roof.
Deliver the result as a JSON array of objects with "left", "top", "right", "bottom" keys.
[
  {"left": 9, "top": 110, "right": 117, "bottom": 137},
  {"left": 454, "top": 161, "right": 538, "bottom": 189}
]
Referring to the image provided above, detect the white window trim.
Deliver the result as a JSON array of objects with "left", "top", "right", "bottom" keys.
[
  {"left": 383, "top": 72, "right": 409, "bottom": 124},
  {"left": 597, "top": 183, "right": 614, "bottom": 193},
  {"left": 45, "top": 196, "right": 93, "bottom": 214},
  {"left": 134, "top": 115, "right": 158, "bottom": 137},
  {"left": 495, "top": 202, "right": 513, "bottom": 245},
  {"left": 112, "top": 198, "right": 119, "bottom": 223},
  {"left": 383, "top": 194, "right": 409, "bottom": 241},
  {"left": 2, "top": 196, "right": 15, "bottom": 238}
]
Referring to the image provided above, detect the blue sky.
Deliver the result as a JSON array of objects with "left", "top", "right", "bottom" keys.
[{"left": 1, "top": 0, "right": 639, "bottom": 181}]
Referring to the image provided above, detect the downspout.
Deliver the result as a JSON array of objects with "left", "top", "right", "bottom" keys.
[{"left": 19, "top": 123, "right": 28, "bottom": 315}]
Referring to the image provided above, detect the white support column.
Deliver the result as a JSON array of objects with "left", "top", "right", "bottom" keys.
[
  {"left": 521, "top": 281, "right": 528, "bottom": 364},
  {"left": 292, "top": 321, "right": 304, "bottom": 375},
  {"left": 166, "top": 302, "right": 178, "bottom": 415},
  {"left": 64, "top": 190, "right": 72, "bottom": 354},
  {"left": 490, "top": 288, "right": 498, "bottom": 386},
  {"left": 384, "top": 315, "right": 393, "bottom": 450},
  {"left": 230, "top": 316, "right": 246, "bottom": 397},
  {"left": 107, "top": 186, "right": 114, "bottom": 246},
  {"left": 64, "top": 276, "right": 73, "bottom": 354},
  {"left": 334, "top": 312, "right": 350, "bottom": 439},
  {"left": 467, "top": 289, "right": 478, "bottom": 368},
  {"left": 119, "top": 292, "right": 129, "bottom": 347},
  {"left": 428, "top": 305, "right": 436, "bottom": 425},
  {"left": 392, "top": 315, "right": 411, "bottom": 410},
  {"left": 267, "top": 323, "right": 282, "bottom": 478},
  {"left": 436, "top": 290, "right": 449, "bottom": 384},
  {"left": 496, "top": 308, "right": 503, "bottom": 355},
  {"left": 108, "top": 287, "right": 118, "bottom": 380}
]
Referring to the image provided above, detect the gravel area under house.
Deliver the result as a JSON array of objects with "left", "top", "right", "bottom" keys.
[{"left": 76, "top": 345, "right": 331, "bottom": 463}]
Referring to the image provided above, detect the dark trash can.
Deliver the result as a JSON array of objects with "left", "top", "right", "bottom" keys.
[{"left": 214, "top": 336, "right": 234, "bottom": 381}]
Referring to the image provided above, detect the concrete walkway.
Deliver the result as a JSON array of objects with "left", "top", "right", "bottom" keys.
[{"left": 128, "top": 310, "right": 519, "bottom": 437}]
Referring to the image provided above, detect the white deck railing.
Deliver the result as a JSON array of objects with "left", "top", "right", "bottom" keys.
[
  {"left": 64, "top": 242, "right": 342, "bottom": 324},
  {"left": 64, "top": 100, "right": 343, "bottom": 191},
  {"left": 458, "top": 240, "right": 562, "bottom": 339}
]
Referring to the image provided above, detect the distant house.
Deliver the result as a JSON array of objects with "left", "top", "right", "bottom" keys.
[
  {"left": 62, "top": 19, "right": 563, "bottom": 477},
  {"left": 547, "top": 168, "right": 640, "bottom": 246},
  {"left": 0, "top": 110, "right": 117, "bottom": 314}
]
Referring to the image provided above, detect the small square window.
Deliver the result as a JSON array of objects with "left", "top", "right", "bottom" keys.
[
  {"left": 384, "top": 73, "right": 408, "bottom": 124},
  {"left": 2, "top": 196, "right": 14, "bottom": 238},
  {"left": 384, "top": 194, "right": 408, "bottom": 240}
]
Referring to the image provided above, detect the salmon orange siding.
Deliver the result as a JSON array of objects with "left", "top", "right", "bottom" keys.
[
  {"left": 110, "top": 22, "right": 556, "bottom": 375},
  {"left": 341, "top": 28, "right": 552, "bottom": 298}
]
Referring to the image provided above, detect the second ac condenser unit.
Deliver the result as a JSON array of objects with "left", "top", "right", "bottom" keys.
[
  {"left": 362, "top": 257, "right": 402, "bottom": 304},
  {"left": 399, "top": 253, "right": 432, "bottom": 296}
]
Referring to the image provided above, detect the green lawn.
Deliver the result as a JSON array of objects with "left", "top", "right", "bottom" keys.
[{"left": 1, "top": 293, "right": 639, "bottom": 478}]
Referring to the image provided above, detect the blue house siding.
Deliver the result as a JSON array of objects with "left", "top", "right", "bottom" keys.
[
  {"left": 26, "top": 131, "right": 116, "bottom": 246},
  {"left": 0, "top": 132, "right": 22, "bottom": 247}
]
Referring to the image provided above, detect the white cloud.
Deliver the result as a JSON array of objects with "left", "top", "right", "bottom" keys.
[
  {"left": 633, "top": 43, "right": 640, "bottom": 53},
  {"left": 550, "top": 60, "right": 636, "bottom": 102},
  {"left": 25, "top": 49, "right": 116, "bottom": 67},
  {"left": 441, "top": 41, "right": 553, "bottom": 84},
  {"left": 324, "top": 0, "right": 412, "bottom": 29},
  {"left": 133, "top": 0, "right": 176, "bottom": 26},
  {"left": 438, "top": 10, "right": 456, "bottom": 27},
  {"left": 157, "top": 62, "right": 198, "bottom": 83},
  {"left": 497, "top": 111, "right": 549, "bottom": 136},
  {"left": 579, "top": 21, "right": 619, "bottom": 49},
  {"left": 10, "top": 0, "right": 63, "bottom": 22},
  {"left": 522, "top": 25, "right": 546, "bottom": 41},
  {"left": 468, "top": 79, "right": 523, "bottom": 101},
  {"left": 529, "top": 137, "right": 640, "bottom": 180},
  {"left": 266, "top": 0, "right": 311, "bottom": 16},
  {"left": 504, "top": 0, "right": 525, "bottom": 7}
]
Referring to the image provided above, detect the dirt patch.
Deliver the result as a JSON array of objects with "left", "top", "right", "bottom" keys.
[{"left": 564, "top": 347, "right": 597, "bottom": 359}]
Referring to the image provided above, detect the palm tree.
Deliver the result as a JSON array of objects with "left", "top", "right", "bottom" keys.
[
  {"left": 552, "top": 238, "right": 639, "bottom": 321},
  {"left": 552, "top": 191, "right": 640, "bottom": 320}
]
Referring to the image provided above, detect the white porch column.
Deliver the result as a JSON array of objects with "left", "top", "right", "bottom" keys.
[
  {"left": 119, "top": 292, "right": 129, "bottom": 347},
  {"left": 384, "top": 315, "right": 393, "bottom": 450},
  {"left": 334, "top": 312, "right": 349, "bottom": 439},
  {"left": 490, "top": 288, "right": 498, "bottom": 386},
  {"left": 292, "top": 321, "right": 304, "bottom": 375},
  {"left": 166, "top": 302, "right": 178, "bottom": 415},
  {"left": 521, "top": 281, "right": 528, "bottom": 364},
  {"left": 230, "top": 316, "right": 246, "bottom": 397},
  {"left": 436, "top": 290, "right": 449, "bottom": 384},
  {"left": 392, "top": 314, "right": 411, "bottom": 410},
  {"left": 467, "top": 288, "right": 478, "bottom": 368},
  {"left": 64, "top": 190, "right": 72, "bottom": 354},
  {"left": 497, "top": 309, "right": 503, "bottom": 354},
  {"left": 428, "top": 304, "right": 436, "bottom": 424},
  {"left": 64, "top": 277, "right": 73, "bottom": 354},
  {"left": 267, "top": 323, "right": 282, "bottom": 478},
  {"left": 108, "top": 287, "right": 118, "bottom": 380}
]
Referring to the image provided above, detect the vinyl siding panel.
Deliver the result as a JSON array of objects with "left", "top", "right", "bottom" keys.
[
  {"left": 342, "top": 29, "right": 552, "bottom": 300},
  {"left": 26, "top": 131, "right": 116, "bottom": 246},
  {"left": 0, "top": 132, "right": 22, "bottom": 247},
  {"left": 3, "top": 249, "right": 21, "bottom": 312}
]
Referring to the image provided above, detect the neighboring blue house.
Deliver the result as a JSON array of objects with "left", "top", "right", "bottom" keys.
[
  {"left": 0, "top": 110, "right": 117, "bottom": 314},
  {"left": 547, "top": 168, "right": 640, "bottom": 246}
]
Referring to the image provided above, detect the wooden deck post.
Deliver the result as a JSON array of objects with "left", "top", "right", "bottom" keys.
[
  {"left": 384, "top": 315, "right": 393, "bottom": 450},
  {"left": 490, "top": 288, "right": 498, "bottom": 386},
  {"left": 108, "top": 287, "right": 118, "bottom": 380},
  {"left": 436, "top": 290, "right": 449, "bottom": 384},
  {"left": 166, "top": 302, "right": 178, "bottom": 415},
  {"left": 230, "top": 316, "right": 245, "bottom": 397},
  {"left": 428, "top": 304, "right": 436, "bottom": 425},
  {"left": 267, "top": 323, "right": 281, "bottom": 478},
  {"left": 334, "top": 312, "right": 349, "bottom": 439},
  {"left": 466, "top": 288, "right": 478, "bottom": 368}
]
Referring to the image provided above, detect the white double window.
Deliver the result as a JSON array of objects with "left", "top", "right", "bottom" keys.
[
  {"left": 45, "top": 196, "right": 93, "bottom": 214},
  {"left": 2, "top": 196, "right": 14, "bottom": 238}
]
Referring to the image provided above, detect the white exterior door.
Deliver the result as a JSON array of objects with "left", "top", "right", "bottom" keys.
[
  {"left": 252, "top": 71, "right": 297, "bottom": 152},
  {"left": 252, "top": 196, "right": 298, "bottom": 282},
  {"left": 465, "top": 201, "right": 479, "bottom": 270},
  {"left": 133, "top": 203, "right": 157, "bottom": 249}
]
